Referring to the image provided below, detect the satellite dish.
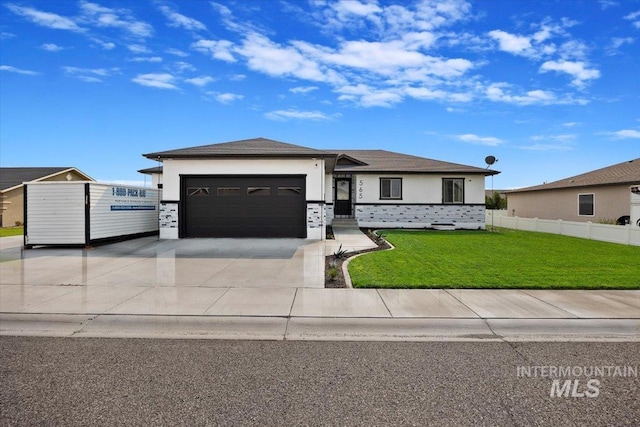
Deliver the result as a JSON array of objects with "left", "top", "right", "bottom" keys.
[{"left": 485, "top": 155, "right": 497, "bottom": 167}]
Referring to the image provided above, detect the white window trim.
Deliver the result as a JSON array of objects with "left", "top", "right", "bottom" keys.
[
  {"left": 578, "top": 193, "right": 595, "bottom": 216},
  {"left": 380, "top": 177, "right": 402, "bottom": 200}
]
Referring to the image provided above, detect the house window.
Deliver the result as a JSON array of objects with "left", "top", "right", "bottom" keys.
[
  {"left": 578, "top": 193, "right": 594, "bottom": 216},
  {"left": 247, "top": 187, "right": 270, "bottom": 196},
  {"left": 443, "top": 178, "right": 464, "bottom": 204},
  {"left": 380, "top": 178, "right": 402, "bottom": 200},
  {"left": 217, "top": 187, "right": 240, "bottom": 196},
  {"left": 278, "top": 187, "right": 302, "bottom": 196},
  {"left": 187, "top": 187, "right": 209, "bottom": 196}
]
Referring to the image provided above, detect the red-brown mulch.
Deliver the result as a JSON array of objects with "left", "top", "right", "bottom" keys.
[{"left": 324, "top": 228, "right": 391, "bottom": 288}]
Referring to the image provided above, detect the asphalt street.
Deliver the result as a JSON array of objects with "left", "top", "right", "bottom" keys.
[{"left": 1, "top": 337, "right": 638, "bottom": 426}]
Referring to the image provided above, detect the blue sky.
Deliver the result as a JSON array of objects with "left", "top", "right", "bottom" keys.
[{"left": 1, "top": 0, "right": 639, "bottom": 189}]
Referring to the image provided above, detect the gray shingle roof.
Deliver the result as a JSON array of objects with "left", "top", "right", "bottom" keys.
[
  {"left": 141, "top": 138, "right": 498, "bottom": 175},
  {"left": 0, "top": 167, "right": 77, "bottom": 191},
  {"left": 143, "top": 137, "right": 332, "bottom": 159},
  {"left": 138, "top": 166, "right": 163, "bottom": 174},
  {"left": 328, "top": 150, "right": 497, "bottom": 175},
  {"left": 508, "top": 158, "right": 640, "bottom": 193}
]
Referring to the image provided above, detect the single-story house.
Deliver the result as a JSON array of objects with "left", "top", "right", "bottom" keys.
[
  {"left": 507, "top": 158, "right": 640, "bottom": 223},
  {"left": 0, "top": 167, "right": 94, "bottom": 228},
  {"left": 141, "top": 137, "right": 498, "bottom": 240}
]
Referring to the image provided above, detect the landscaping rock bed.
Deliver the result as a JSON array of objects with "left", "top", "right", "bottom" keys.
[{"left": 324, "top": 229, "right": 391, "bottom": 288}]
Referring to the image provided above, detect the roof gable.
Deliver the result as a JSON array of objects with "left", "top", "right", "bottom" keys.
[
  {"left": 509, "top": 158, "right": 640, "bottom": 193},
  {"left": 336, "top": 154, "right": 368, "bottom": 166},
  {"left": 0, "top": 167, "right": 93, "bottom": 192},
  {"left": 143, "top": 137, "right": 333, "bottom": 159}
]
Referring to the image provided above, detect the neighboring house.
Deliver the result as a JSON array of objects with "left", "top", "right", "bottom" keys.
[
  {"left": 142, "top": 138, "right": 497, "bottom": 240},
  {"left": 507, "top": 158, "right": 640, "bottom": 223},
  {"left": 0, "top": 167, "right": 94, "bottom": 228}
]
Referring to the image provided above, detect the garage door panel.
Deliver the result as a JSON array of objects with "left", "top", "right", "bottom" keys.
[{"left": 183, "top": 176, "right": 306, "bottom": 238}]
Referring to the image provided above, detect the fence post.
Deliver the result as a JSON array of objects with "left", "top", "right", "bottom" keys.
[{"left": 558, "top": 219, "right": 563, "bottom": 235}]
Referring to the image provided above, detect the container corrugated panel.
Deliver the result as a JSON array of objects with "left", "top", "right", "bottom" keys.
[
  {"left": 89, "top": 183, "right": 159, "bottom": 240},
  {"left": 25, "top": 183, "right": 86, "bottom": 245}
]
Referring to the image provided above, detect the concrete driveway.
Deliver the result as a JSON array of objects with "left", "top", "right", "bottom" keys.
[{"left": 0, "top": 235, "right": 326, "bottom": 289}]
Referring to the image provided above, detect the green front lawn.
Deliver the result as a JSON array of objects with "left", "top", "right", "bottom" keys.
[
  {"left": 0, "top": 227, "right": 23, "bottom": 237},
  {"left": 348, "top": 229, "right": 640, "bottom": 289}
]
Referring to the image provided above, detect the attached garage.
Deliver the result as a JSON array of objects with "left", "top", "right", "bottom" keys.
[
  {"left": 182, "top": 175, "right": 307, "bottom": 238},
  {"left": 142, "top": 138, "right": 332, "bottom": 240}
]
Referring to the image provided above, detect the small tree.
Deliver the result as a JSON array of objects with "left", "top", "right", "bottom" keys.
[{"left": 485, "top": 192, "right": 507, "bottom": 210}]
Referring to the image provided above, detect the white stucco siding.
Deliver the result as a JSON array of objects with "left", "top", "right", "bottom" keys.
[
  {"left": 355, "top": 174, "right": 486, "bottom": 204},
  {"left": 161, "top": 158, "right": 325, "bottom": 201},
  {"left": 324, "top": 173, "right": 334, "bottom": 202}
]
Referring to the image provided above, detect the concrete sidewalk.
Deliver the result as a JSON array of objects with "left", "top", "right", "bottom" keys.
[{"left": 1, "top": 288, "right": 639, "bottom": 341}]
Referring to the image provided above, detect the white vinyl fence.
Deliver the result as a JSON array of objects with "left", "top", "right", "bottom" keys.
[{"left": 485, "top": 211, "right": 640, "bottom": 246}]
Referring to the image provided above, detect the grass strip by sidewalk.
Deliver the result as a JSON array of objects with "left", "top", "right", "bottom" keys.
[
  {"left": 348, "top": 229, "right": 640, "bottom": 289},
  {"left": 0, "top": 227, "right": 23, "bottom": 238}
]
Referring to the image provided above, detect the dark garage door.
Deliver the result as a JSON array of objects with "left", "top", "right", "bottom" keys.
[{"left": 182, "top": 175, "right": 307, "bottom": 238}]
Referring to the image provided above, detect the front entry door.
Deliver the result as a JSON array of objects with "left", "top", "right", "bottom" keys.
[{"left": 335, "top": 178, "right": 352, "bottom": 216}]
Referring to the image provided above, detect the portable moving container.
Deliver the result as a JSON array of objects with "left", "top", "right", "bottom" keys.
[{"left": 24, "top": 182, "right": 159, "bottom": 247}]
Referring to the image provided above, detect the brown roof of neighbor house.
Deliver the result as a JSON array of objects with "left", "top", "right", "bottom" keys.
[
  {"left": 328, "top": 150, "right": 498, "bottom": 175},
  {"left": 143, "top": 137, "right": 333, "bottom": 159},
  {"left": 0, "top": 167, "right": 92, "bottom": 192},
  {"left": 508, "top": 158, "right": 640, "bottom": 193}
]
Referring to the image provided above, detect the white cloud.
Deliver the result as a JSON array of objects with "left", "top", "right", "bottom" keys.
[
  {"left": 129, "top": 56, "right": 163, "bottom": 63},
  {"left": 519, "top": 143, "right": 574, "bottom": 151},
  {"left": 229, "top": 74, "right": 246, "bottom": 81},
  {"left": 290, "top": 86, "right": 318, "bottom": 94},
  {"left": 166, "top": 48, "right": 189, "bottom": 57},
  {"left": 563, "top": 122, "right": 579, "bottom": 128},
  {"left": 531, "top": 134, "right": 577, "bottom": 142},
  {"left": 92, "top": 38, "right": 115, "bottom": 50},
  {"left": 488, "top": 30, "right": 532, "bottom": 55},
  {"left": 540, "top": 60, "right": 600, "bottom": 87},
  {"left": 192, "top": 39, "right": 236, "bottom": 62},
  {"left": 62, "top": 66, "right": 117, "bottom": 82},
  {"left": 79, "top": 1, "right": 153, "bottom": 38},
  {"left": 172, "top": 61, "right": 196, "bottom": 73},
  {"left": 214, "top": 93, "right": 244, "bottom": 104},
  {"left": 598, "top": 0, "right": 618, "bottom": 9},
  {"left": 610, "top": 37, "right": 634, "bottom": 50},
  {"left": 42, "top": 43, "right": 64, "bottom": 52},
  {"left": 0, "top": 65, "right": 40, "bottom": 75},
  {"left": 605, "top": 129, "right": 640, "bottom": 139},
  {"left": 185, "top": 76, "right": 215, "bottom": 87},
  {"left": 456, "top": 133, "right": 504, "bottom": 146},
  {"left": 485, "top": 83, "right": 556, "bottom": 105},
  {"left": 264, "top": 109, "right": 339, "bottom": 121},
  {"left": 6, "top": 4, "right": 84, "bottom": 32},
  {"left": 318, "top": 0, "right": 471, "bottom": 34},
  {"left": 484, "top": 83, "right": 587, "bottom": 106},
  {"left": 158, "top": 5, "right": 206, "bottom": 32},
  {"left": 237, "top": 33, "right": 331, "bottom": 82},
  {"left": 127, "top": 44, "right": 150, "bottom": 54},
  {"left": 336, "top": 84, "right": 403, "bottom": 107},
  {"left": 624, "top": 10, "right": 640, "bottom": 29},
  {"left": 132, "top": 73, "right": 177, "bottom": 89}
]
